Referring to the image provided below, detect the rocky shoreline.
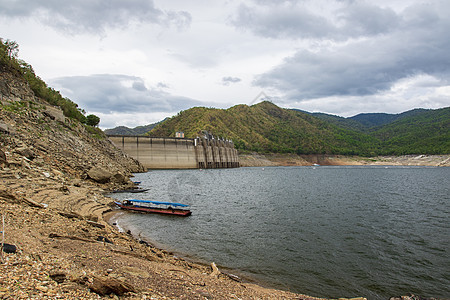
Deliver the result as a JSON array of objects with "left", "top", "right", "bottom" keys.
[
  {"left": 0, "top": 71, "right": 338, "bottom": 299},
  {"left": 1, "top": 70, "right": 441, "bottom": 299},
  {"left": 239, "top": 153, "right": 450, "bottom": 167}
]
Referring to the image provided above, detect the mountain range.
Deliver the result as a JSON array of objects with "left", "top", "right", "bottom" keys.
[
  {"left": 104, "top": 118, "right": 167, "bottom": 136},
  {"left": 106, "top": 101, "right": 449, "bottom": 156}
]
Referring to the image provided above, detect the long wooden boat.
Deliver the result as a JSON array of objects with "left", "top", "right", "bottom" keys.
[
  {"left": 115, "top": 199, "right": 192, "bottom": 216},
  {"left": 111, "top": 188, "right": 149, "bottom": 194}
]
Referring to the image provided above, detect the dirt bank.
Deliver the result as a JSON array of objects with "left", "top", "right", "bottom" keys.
[{"left": 239, "top": 153, "right": 450, "bottom": 167}]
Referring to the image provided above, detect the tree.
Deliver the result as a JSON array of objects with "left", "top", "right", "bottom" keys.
[
  {"left": 86, "top": 114, "right": 100, "bottom": 127},
  {"left": 0, "top": 39, "right": 19, "bottom": 59}
]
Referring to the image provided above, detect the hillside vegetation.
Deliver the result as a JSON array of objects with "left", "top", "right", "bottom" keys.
[
  {"left": 1, "top": 38, "right": 99, "bottom": 126},
  {"left": 104, "top": 119, "right": 166, "bottom": 136},
  {"left": 149, "top": 102, "right": 449, "bottom": 156},
  {"left": 149, "top": 101, "right": 381, "bottom": 155}
]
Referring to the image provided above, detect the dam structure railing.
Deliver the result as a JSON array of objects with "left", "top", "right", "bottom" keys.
[{"left": 107, "top": 135, "right": 240, "bottom": 169}]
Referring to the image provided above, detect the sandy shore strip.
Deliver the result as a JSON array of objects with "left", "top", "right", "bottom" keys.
[{"left": 239, "top": 153, "right": 450, "bottom": 167}]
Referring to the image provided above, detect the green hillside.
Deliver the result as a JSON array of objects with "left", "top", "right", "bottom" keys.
[
  {"left": 104, "top": 119, "right": 166, "bottom": 136},
  {"left": 308, "top": 112, "right": 367, "bottom": 132},
  {"left": 149, "top": 102, "right": 449, "bottom": 156},
  {"left": 1, "top": 39, "right": 94, "bottom": 125},
  {"left": 149, "top": 101, "right": 380, "bottom": 156},
  {"left": 350, "top": 109, "right": 428, "bottom": 129},
  {"left": 372, "top": 107, "right": 450, "bottom": 155}
]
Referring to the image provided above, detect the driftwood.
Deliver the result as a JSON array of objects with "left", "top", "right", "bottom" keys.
[
  {"left": 86, "top": 220, "right": 105, "bottom": 229},
  {"left": 1, "top": 214, "right": 4, "bottom": 262},
  {"left": 225, "top": 273, "right": 241, "bottom": 282},
  {"left": 58, "top": 211, "right": 82, "bottom": 219},
  {"left": 0, "top": 190, "right": 45, "bottom": 208},
  {"left": 48, "top": 233, "right": 96, "bottom": 243},
  {"left": 21, "top": 197, "right": 46, "bottom": 208},
  {"left": 210, "top": 262, "right": 221, "bottom": 277}
]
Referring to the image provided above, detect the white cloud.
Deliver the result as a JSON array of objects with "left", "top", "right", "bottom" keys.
[
  {"left": 50, "top": 74, "right": 202, "bottom": 114},
  {"left": 0, "top": 0, "right": 191, "bottom": 35},
  {"left": 0, "top": 0, "right": 448, "bottom": 128},
  {"left": 253, "top": 0, "right": 450, "bottom": 104}
]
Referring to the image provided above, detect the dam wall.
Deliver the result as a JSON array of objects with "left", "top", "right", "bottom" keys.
[{"left": 108, "top": 135, "right": 239, "bottom": 169}]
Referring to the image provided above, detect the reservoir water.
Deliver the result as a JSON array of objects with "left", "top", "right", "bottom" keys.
[{"left": 110, "top": 166, "right": 449, "bottom": 299}]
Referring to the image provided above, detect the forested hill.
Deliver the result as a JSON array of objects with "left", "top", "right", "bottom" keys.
[
  {"left": 309, "top": 108, "right": 430, "bottom": 132},
  {"left": 104, "top": 119, "right": 165, "bottom": 136},
  {"left": 148, "top": 102, "right": 449, "bottom": 156},
  {"left": 149, "top": 101, "right": 379, "bottom": 155}
]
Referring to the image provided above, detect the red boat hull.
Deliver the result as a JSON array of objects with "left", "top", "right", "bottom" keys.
[{"left": 116, "top": 203, "right": 192, "bottom": 216}]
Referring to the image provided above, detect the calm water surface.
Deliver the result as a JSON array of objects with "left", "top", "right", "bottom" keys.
[{"left": 111, "top": 166, "right": 449, "bottom": 299}]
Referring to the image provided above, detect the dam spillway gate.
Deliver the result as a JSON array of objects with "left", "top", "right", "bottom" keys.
[{"left": 108, "top": 135, "right": 240, "bottom": 169}]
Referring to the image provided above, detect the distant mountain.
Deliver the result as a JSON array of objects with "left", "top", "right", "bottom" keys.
[
  {"left": 148, "top": 102, "right": 449, "bottom": 155},
  {"left": 349, "top": 109, "right": 429, "bottom": 129},
  {"left": 104, "top": 119, "right": 167, "bottom": 136},
  {"left": 308, "top": 112, "right": 367, "bottom": 132},
  {"left": 149, "top": 101, "right": 379, "bottom": 155},
  {"left": 371, "top": 107, "right": 450, "bottom": 155}
]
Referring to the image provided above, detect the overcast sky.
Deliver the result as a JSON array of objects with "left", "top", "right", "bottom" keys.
[{"left": 1, "top": 0, "right": 449, "bottom": 129}]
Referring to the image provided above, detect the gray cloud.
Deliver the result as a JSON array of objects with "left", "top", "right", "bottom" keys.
[
  {"left": 0, "top": 0, "right": 191, "bottom": 35},
  {"left": 230, "top": 1, "right": 399, "bottom": 40},
  {"left": 50, "top": 74, "right": 202, "bottom": 114},
  {"left": 253, "top": 1, "right": 450, "bottom": 100},
  {"left": 222, "top": 76, "right": 242, "bottom": 86}
]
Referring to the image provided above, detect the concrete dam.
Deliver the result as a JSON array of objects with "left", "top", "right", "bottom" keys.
[{"left": 108, "top": 135, "right": 240, "bottom": 169}]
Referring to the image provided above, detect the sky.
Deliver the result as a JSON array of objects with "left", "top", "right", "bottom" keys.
[{"left": 1, "top": 0, "right": 449, "bottom": 129}]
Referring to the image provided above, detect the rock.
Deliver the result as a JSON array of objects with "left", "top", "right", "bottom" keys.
[
  {"left": 15, "top": 147, "right": 35, "bottom": 160},
  {"left": 43, "top": 106, "right": 65, "bottom": 123},
  {"left": 196, "top": 289, "right": 213, "bottom": 299},
  {"left": 89, "top": 276, "right": 136, "bottom": 296},
  {"left": 58, "top": 211, "right": 82, "bottom": 219},
  {"left": 111, "top": 172, "right": 128, "bottom": 184},
  {"left": 96, "top": 236, "right": 112, "bottom": 243},
  {"left": 49, "top": 271, "right": 66, "bottom": 283},
  {"left": 87, "top": 167, "right": 112, "bottom": 184},
  {"left": 0, "top": 122, "right": 12, "bottom": 134},
  {"left": 33, "top": 141, "right": 48, "bottom": 153},
  {"left": 2, "top": 243, "right": 17, "bottom": 254},
  {"left": 21, "top": 158, "right": 31, "bottom": 169},
  {"left": 120, "top": 266, "right": 150, "bottom": 278},
  {"left": 0, "top": 149, "right": 6, "bottom": 165}
]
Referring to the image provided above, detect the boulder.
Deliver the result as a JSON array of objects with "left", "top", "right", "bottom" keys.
[
  {"left": 0, "top": 123, "right": 8, "bottom": 133},
  {"left": 1, "top": 243, "right": 17, "bottom": 254},
  {"left": 0, "top": 122, "right": 14, "bottom": 134},
  {"left": 87, "top": 167, "right": 112, "bottom": 184},
  {"left": 49, "top": 271, "right": 67, "bottom": 283},
  {"left": 15, "top": 147, "right": 35, "bottom": 160},
  {"left": 0, "top": 149, "right": 6, "bottom": 165},
  {"left": 43, "top": 106, "right": 65, "bottom": 123},
  {"left": 111, "top": 172, "right": 128, "bottom": 184},
  {"left": 89, "top": 276, "right": 136, "bottom": 296}
]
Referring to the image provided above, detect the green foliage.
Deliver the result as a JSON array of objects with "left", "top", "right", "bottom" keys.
[
  {"left": 105, "top": 118, "right": 167, "bottom": 135},
  {"left": 1, "top": 38, "right": 88, "bottom": 124},
  {"left": 86, "top": 114, "right": 100, "bottom": 127},
  {"left": 149, "top": 101, "right": 379, "bottom": 155},
  {"left": 84, "top": 125, "right": 105, "bottom": 140},
  {"left": 372, "top": 107, "right": 450, "bottom": 155},
  {"left": 148, "top": 102, "right": 449, "bottom": 155}
]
